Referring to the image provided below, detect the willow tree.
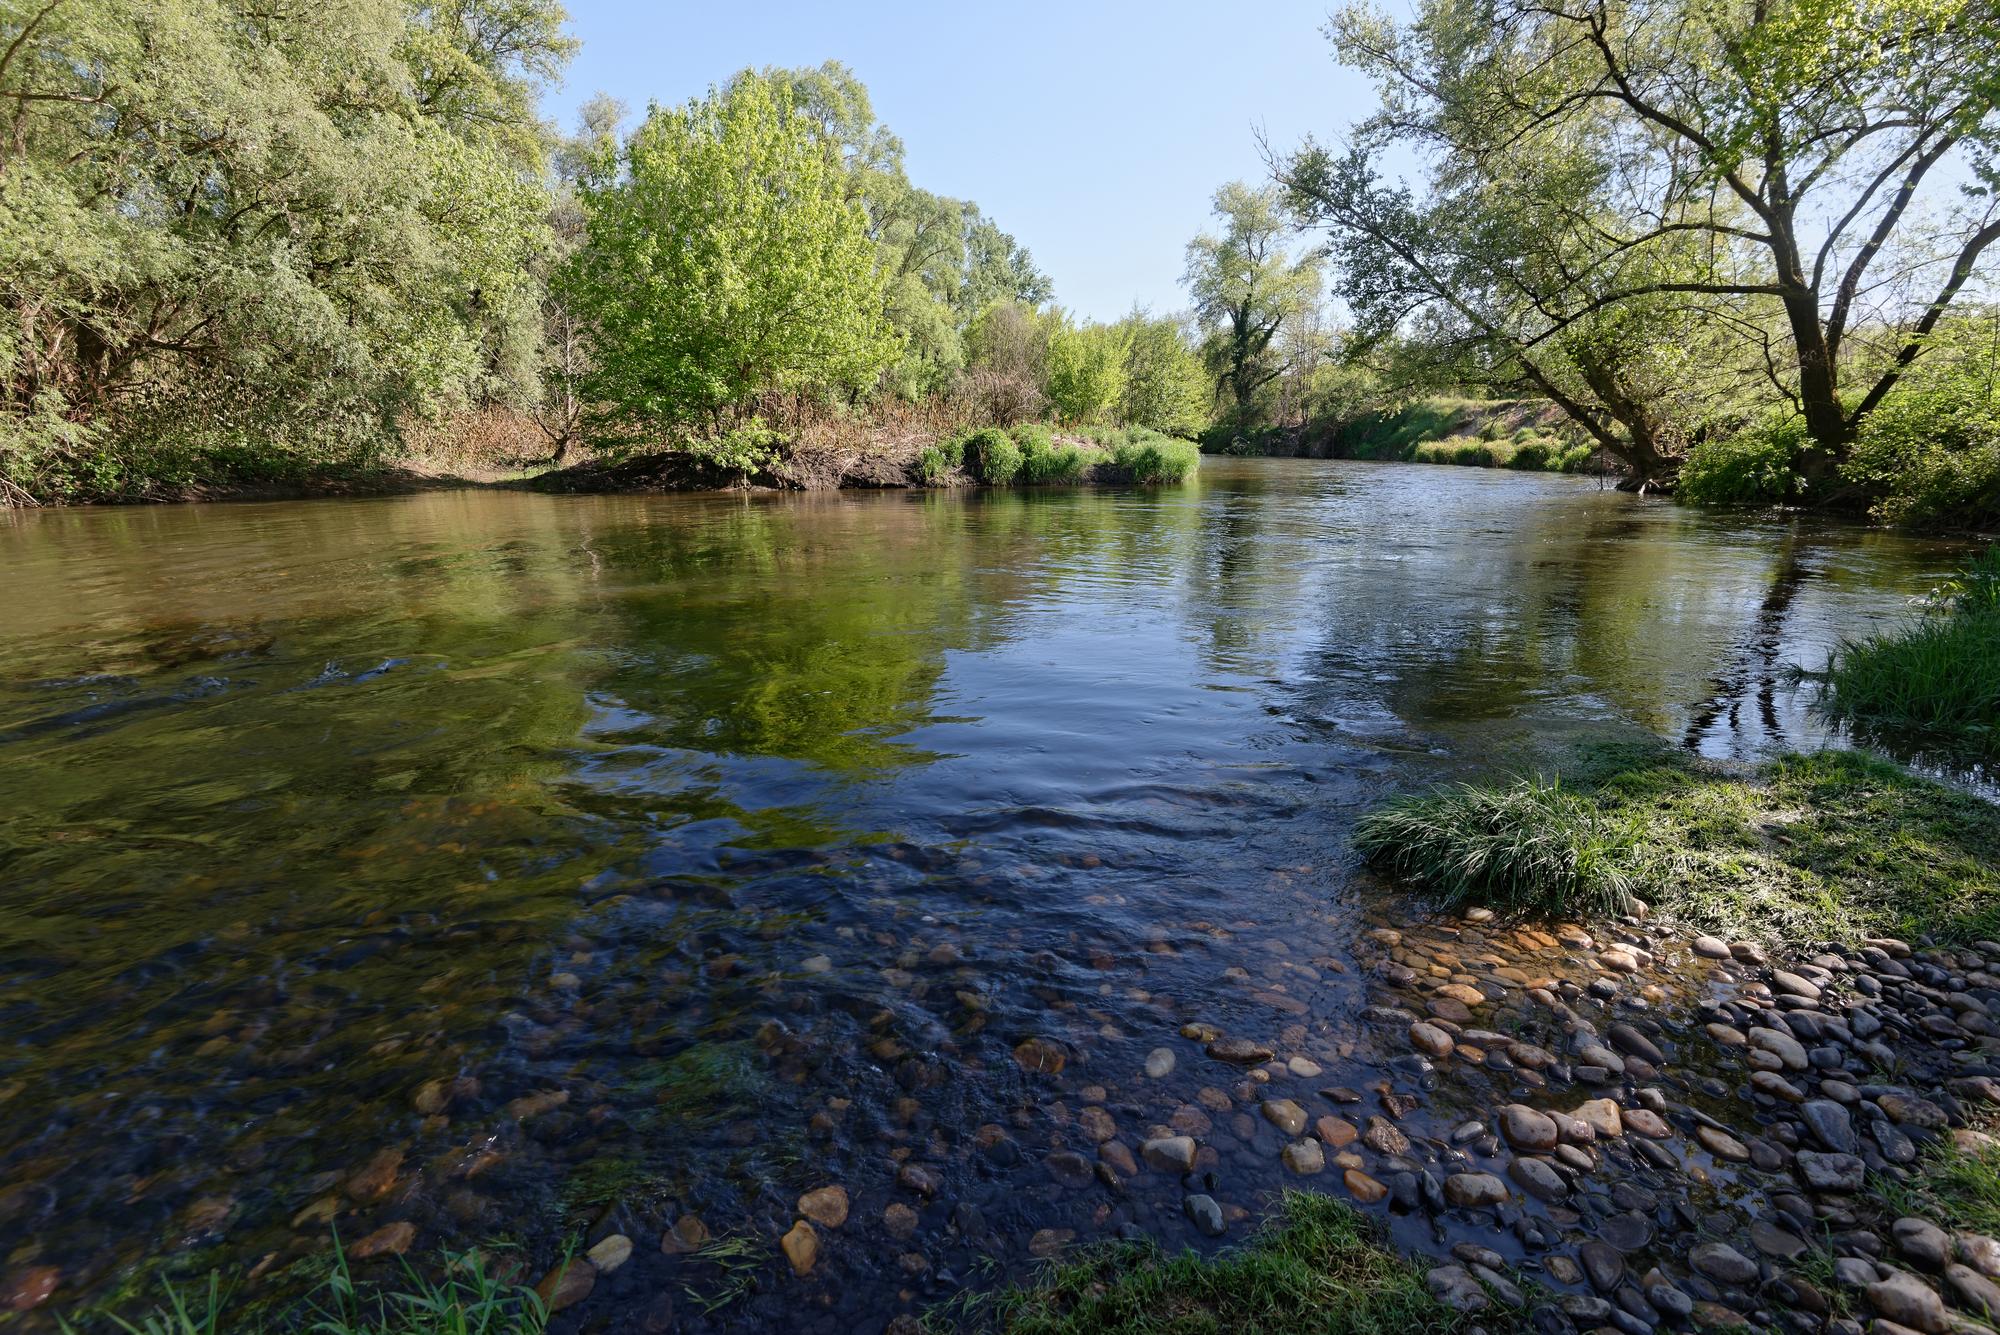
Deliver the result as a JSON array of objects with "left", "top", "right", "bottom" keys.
[
  {"left": 0, "top": 0, "right": 570, "bottom": 500},
  {"left": 1183, "top": 183, "right": 1323, "bottom": 424},
  {"left": 563, "top": 73, "right": 902, "bottom": 442},
  {"left": 1281, "top": 0, "right": 2000, "bottom": 489}
]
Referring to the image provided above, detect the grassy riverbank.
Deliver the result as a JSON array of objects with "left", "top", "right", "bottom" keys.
[
  {"left": 1201, "top": 398, "right": 1605, "bottom": 477},
  {"left": 1357, "top": 744, "right": 2000, "bottom": 943},
  {"left": 987, "top": 1193, "right": 1474, "bottom": 1334}
]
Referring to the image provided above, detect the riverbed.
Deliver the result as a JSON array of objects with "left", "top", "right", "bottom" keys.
[{"left": 0, "top": 458, "right": 1981, "bottom": 1329}]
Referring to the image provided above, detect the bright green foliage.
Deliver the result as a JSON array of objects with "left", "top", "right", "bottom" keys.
[
  {"left": 1103, "top": 429, "right": 1202, "bottom": 484},
  {"left": 993, "top": 1191, "right": 1465, "bottom": 1335},
  {"left": 1116, "top": 316, "right": 1210, "bottom": 436},
  {"left": 1677, "top": 415, "right": 1809, "bottom": 505},
  {"left": 745, "top": 63, "right": 1049, "bottom": 402},
  {"left": 915, "top": 436, "right": 966, "bottom": 485},
  {"left": 1045, "top": 320, "right": 1132, "bottom": 424},
  {"left": 1842, "top": 314, "right": 2000, "bottom": 528},
  {"left": 0, "top": 0, "right": 570, "bottom": 501},
  {"left": 962, "top": 427, "right": 1024, "bottom": 484},
  {"left": 1014, "top": 425, "right": 1088, "bottom": 483},
  {"left": 565, "top": 73, "right": 900, "bottom": 442},
  {"left": 1355, "top": 777, "right": 1639, "bottom": 920}
]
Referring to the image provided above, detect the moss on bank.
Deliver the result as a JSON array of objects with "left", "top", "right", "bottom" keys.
[
  {"left": 1358, "top": 745, "right": 2000, "bottom": 943},
  {"left": 982, "top": 1192, "right": 1472, "bottom": 1335}
]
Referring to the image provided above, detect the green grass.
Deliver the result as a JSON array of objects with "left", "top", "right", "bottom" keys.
[
  {"left": 1357, "top": 745, "right": 2000, "bottom": 940},
  {"left": 1873, "top": 1136, "right": 2000, "bottom": 1238},
  {"left": 69, "top": 1246, "right": 546, "bottom": 1335},
  {"left": 1354, "top": 777, "right": 1639, "bottom": 920},
  {"left": 963, "top": 427, "right": 1024, "bottom": 485},
  {"left": 1104, "top": 429, "right": 1201, "bottom": 484},
  {"left": 1813, "top": 547, "right": 2000, "bottom": 762},
  {"left": 986, "top": 1192, "right": 1473, "bottom": 1335}
]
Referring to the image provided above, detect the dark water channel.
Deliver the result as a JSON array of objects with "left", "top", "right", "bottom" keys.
[{"left": 0, "top": 459, "right": 1983, "bottom": 1329}]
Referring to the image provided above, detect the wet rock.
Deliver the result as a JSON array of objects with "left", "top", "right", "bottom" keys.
[
  {"left": 1573, "top": 1098, "right": 1624, "bottom": 1138},
  {"left": 897, "top": 1163, "right": 942, "bottom": 1196},
  {"left": 1444, "top": 1173, "right": 1509, "bottom": 1208},
  {"left": 1013, "top": 1037, "right": 1067, "bottom": 1074},
  {"left": 1732, "top": 941, "right": 1769, "bottom": 965},
  {"left": 536, "top": 1259, "right": 596, "bottom": 1312},
  {"left": 1184, "top": 1194, "right": 1226, "bottom": 1236},
  {"left": 1345, "top": 1168, "right": 1388, "bottom": 1203},
  {"left": 1317, "top": 1116, "right": 1358, "bottom": 1148},
  {"left": 1282, "top": 1139, "right": 1326, "bottom": 1175},
  {"left": 1142, "top": 1136, "right": 1197, "bottom": 1173},
  {"left": 1288, "top": 1056, "right": 1324, "bottom": 1078},
  {"left": 1362, "top": 1116, "right": 1409, "bottom": 1156},
  {"left": 1409, "top": 1022, "right": 1455, "bottom": 1058},
  {"left": 1867, "top": 1270, "right": 1949, "bottom": 1331},
  {"left": 350, "top": 1221, "right": 418, "bottom": 1259},
  {"left": 1580, "top": 1240, "right": 1625, "bottom": 1291},
  {"left": 1509, "top": 1157, "right": 1567, "bottom": 1200},
  {"left": 1750, "top": 1220, "right": 1808, "bottom": 1260},
  {"left": 345, "top": 1147, "right": 404, "bottom": 1202},
  {"left": 1772, "top": 970, "right": 1824, "bottom": 1002},
  {"left": 587, "top": 1235, "right": 633, "bottom": 1274},
  {"left": 798, "top": 1186, "right": 849, "bottom": 1229},
  {"left": 1601, "top": 1212, "right": 1654, "bottom": 1252},
  {"left": 1750, "top": 1026, "right": 1810, "bottom": 1071},
  {"left": 0, "top": 1267, "right": 58, "bottom": 1314},
  {"left": 1609, "top": 1023, "right": 1665, "bottom": 1065},
  {"left": 1099, "top": 1140, "right": 1138, "bottom": 1176},
  {"left": 1943, "top": 1263, "right": 2000, "bottom": 1318},
  {"left": 1623, "top": 1108, "right": 1673, "bottom": 1138},
  {"left": 1079, "top": 1106, "right": 1118, "bottom": 1143},
  {"left": 1262, "top": 1098, "right": 1307, "bottom": 1136},
  {"left": 882, "top": 1203, "right": 919, "bottom": 1239},
  {"left": 1145, "top": 1048, "right": 1176, "bottom": 1078},
  {"left": 1691, "top": 1242, "right": 1759, "bottom": 1286},
  {"left": 1797, "top": 1150, "right": 1867, "bottom": 1192},
  {"left": 1696, "top": 1125, "right": 1750, "bottom": 1160},
  {"left": 661, "top": 1214, "right": 710, "bottom": 1254},
  {"left": 1207, "top": 1037, "right": 1274, "bottom": 1064},
  {"left": 1957, "top": 1234, "right": 2000, "bottom": 1278},
  {"left": 1645, "top": 1269, "right": 1695, "bottom": 1319},
  {"left": 1754, "top": 1071, "right": 1808, "bottom": 1103},
  {"left": 1896, "top": 1218, "right": 1952, "bottom": 1271},
  {"left": 1045, "top": 1151, "right": 1095, "bottom": 1188},
  {"left": 1426, "top": 1265, "right": 1490, "bottom": 1312},
  {"left": 1028, "top": 1228, "right": 1074, "bottom": 1258},
  {"left": 1694, "top": 936, "right": 1732, "bottom": 959},
  {"left": 780, "top": 1221, "right": 818, "bottom": 1277},
  {"left": 1501, "top": 1103, "right": 1559, "bottom": 1151}
]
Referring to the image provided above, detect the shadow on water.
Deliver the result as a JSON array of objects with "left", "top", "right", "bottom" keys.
[{"left": 0, "top": 460, "right": 1985, "bottom": 1329}]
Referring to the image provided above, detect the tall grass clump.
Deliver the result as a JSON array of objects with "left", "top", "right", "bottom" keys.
[
  {"left": 72, "top": 1246, "right": 547, "bottom": 1335},
  {"left": 1354, "top": 777, "right": 1638, "bottom": 919},
  {"left": 1816, "top": 546, "right": 2000, "bottom": 759},
  {"left": 915, "top": 435, "right": 966, "bottom": 485},
  {"left": 1015, "top": 425, "right": 1088, "bottom": 484},
  {"left": 991, "top": 1192, "right": 1466, "bottom": 1335},
  {"left": 1105, "top": 429, "right": 1200, "bottom": 484}
]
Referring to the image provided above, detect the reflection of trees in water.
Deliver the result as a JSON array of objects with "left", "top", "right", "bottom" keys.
[{"left": 1680, "top": 524, "right": 1814, "bottom": 752}]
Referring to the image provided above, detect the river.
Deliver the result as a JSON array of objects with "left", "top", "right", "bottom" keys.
[{"left": 0, "top": 458, "right": 1982, "bottom": 1329}]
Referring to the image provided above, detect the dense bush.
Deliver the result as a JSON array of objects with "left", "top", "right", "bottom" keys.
[
  {"left": 1842, "top": 321, "right": 2000, "bottom": 529},
  {"left": 961, "top": 427, "right": 1024, "bottom": 484},
  {"left": 1105, "top": 429, "right": 1201, "bottom": 484},
  {"left": 1015, "top": 426, "right": 1088, "bottom": 484},
  {"left": 1676, "top": 414, "right": 1805, "bottom": 505}
]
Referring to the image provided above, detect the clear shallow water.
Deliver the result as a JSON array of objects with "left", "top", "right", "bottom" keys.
[{"left": 0, "top": 459, "right": 1982, "bottom": 1328}]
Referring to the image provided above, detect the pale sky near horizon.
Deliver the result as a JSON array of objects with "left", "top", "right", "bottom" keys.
[{"left": 539, "top": 2, "right": 1383, "bottom": 323}]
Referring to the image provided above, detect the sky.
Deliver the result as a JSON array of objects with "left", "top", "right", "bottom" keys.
[{"left": 540, "top": 1, "right": 1383, "bottom": 323}]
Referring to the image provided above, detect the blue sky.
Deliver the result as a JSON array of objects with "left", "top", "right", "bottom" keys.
[{"left": 540, "top": 2, "right": 1381, "bottom": 323}]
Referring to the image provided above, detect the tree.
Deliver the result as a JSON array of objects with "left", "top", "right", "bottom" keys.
[
  {"left": 0, "top": 0, "right": 570, "bottom": 499},
  {"left": 1117, "top": 313, "right": 1209, "bottom": 435},
  {"left": 563, "top": 73, "right": 902, "bottom": 441},
  {"left": 1184, "top": 183, "right": 1323, "bottom": 424},
  {"left": 1044, "top": 317, "right": 1130, "bottom": 424},
  {"left": 1285, "top": 0, "right": 2000, "bottom": 487}
]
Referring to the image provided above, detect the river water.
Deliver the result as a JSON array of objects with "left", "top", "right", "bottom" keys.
[{"left": 0, "top": 459, "right": 1982, "bottom": 1329}]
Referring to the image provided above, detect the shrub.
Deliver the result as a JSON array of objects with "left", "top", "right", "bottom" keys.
[
  {"left": 1677, "top": 413, "right": 1806, "bottom": 505},
  {"left": 1509, "top": 439, "right": 1551, "bottom": 470},
  {"left": 689, "top": 417, "right": 781, "bottom": 477},
  {"left": 1106, "top": 429, "right": 1200, "bottom": 484},
  {"left": 1354, "top": 777, "right": 1638, "bottom": 919},
  {"left": 1016, "top": 426, "right": 1087, "bottom": 484},
  {"left": 915, "top": 435, "right": 965, "bottom": 486},
  {"left": 962, "top": 427, "right": 1023, "bottom": 485},
  {"left": 1843, "top": 372, "right": 2000, "bottom": 530}
]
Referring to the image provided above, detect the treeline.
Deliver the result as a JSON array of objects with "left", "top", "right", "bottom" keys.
[
  {"left": 1253, "top": 0, "right": 2000, "bottom": 526},
  {"left": 0, "top": 3, "right": 1212, "bottom": 503}
]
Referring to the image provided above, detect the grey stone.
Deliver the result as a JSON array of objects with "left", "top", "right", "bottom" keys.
[
  {"left": 1183, "top": 1194, "right": 1225, "bottom": 1236},
  {"left": 1510, "top": 1156, "right": 1567, "bottom": 1201},
  {"left": 1804, "top": 1100, "right": 1858, "bottom": 1153},
  {"left": 1896, "top": 1218, "right": 1952, "bottom": 1271},
  {"left": 1426, "top": 1264, "right": 1489, "bottom": 1313},
  {"left": 1691, "top": 1242, "right": 1759, "bottom": 1286},
  {"left": 1866, "top": 1269, "right": 1949, "bottom": 1331},
  {"left": 1797, "top": 1150, "right": 1867, "bottom": 1192}
]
